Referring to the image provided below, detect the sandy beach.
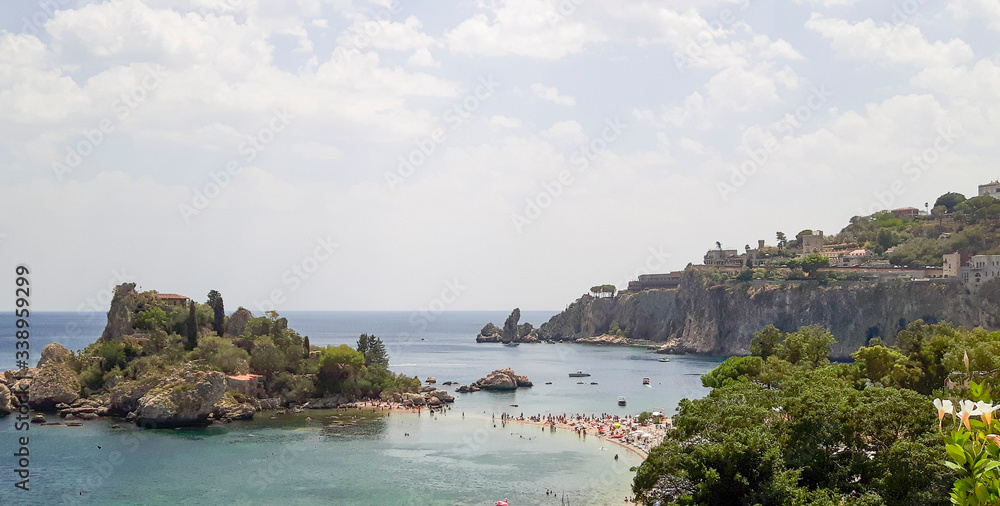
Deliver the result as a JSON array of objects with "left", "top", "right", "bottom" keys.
[{"left": 348, "top": 400, "right": 668, "bottom": 459}]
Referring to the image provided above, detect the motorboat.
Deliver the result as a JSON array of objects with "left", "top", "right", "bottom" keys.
[
  {"left": 642, "top": 377, "right": 650, "bottom": 385},
  {"left": 658, "top": 357, "right": 670, "bottom": 362},
  {"left": 617, "top": 396, "right": 627, "bottom": 406},
  {"left": 569, "top": 371, "right": 591, "bottom": 377}
]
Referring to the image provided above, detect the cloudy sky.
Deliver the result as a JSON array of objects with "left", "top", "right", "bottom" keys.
[{"left": 1, "top": 0, "right": 998, "bottom": 313}]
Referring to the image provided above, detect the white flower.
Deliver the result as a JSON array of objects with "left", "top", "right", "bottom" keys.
[
  {"left": 960, "top": 400, "right": 983, "bottom": 430},
  {"left": 977, "top": 401, "right": 996, "bottom": 426},
  {"left": 934, "top": 398, "right": 954, "bottom": 420}
]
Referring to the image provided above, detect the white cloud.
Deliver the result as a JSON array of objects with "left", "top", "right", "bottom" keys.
[
  {"left": 444, "top": 0, "right": 605, "bottom": 59},
  {"left": 530, "top": 83, "right": 576, "bottom": 106},
  {"left": 948, "top": 0, "right": 1000, "bottom": 30},
  {"left": 805, "top": 14, "right": 975, "bottom": 67},
  {"left": 489, "top": 115, "right": 523, "bottom": 128}
]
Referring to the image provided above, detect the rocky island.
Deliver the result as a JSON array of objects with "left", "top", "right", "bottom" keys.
[{"left": 0, "top": 283, "right": 425, "bottom": 426}]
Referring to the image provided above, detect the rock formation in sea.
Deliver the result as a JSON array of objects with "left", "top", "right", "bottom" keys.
[
  {"left": 465, "top": 368, "right": 533, "bottom": 392},
  {"left": 476, "top": 323, "right": 503, "bottom": 343},
  {"left": 28, "top": 360, "right": 81, "bottom": 411},
  {"left": 502, "top": 309, "right": 521, "bottom": 342},
  {"left": 101, "top": 282, "right": 139, "bottom": 341},
  {"left": 531, "top": 270, "right": 1000, "bottom": 359},
  {"left": 0, "top": 384, "right": 16, "bottom": 415},
  {"left": 133, "top": 366, "right": 227, "bottom": 427}
]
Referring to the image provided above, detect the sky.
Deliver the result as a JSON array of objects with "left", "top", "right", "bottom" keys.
[{"left": 1, "top": 0, "right": 998, "bottom": 313}]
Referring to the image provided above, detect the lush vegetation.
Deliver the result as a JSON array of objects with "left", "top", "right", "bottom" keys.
[
  {"left": 71, "top": 290, "right": 419, "bottom": 405},
  {"left": 632, "top": 321, "right": 1000, "bottom": 505}
]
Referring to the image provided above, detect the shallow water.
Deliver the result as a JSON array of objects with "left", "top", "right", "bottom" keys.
[{"left": 0, "top": 311, "right": 721, "bottom": 504}]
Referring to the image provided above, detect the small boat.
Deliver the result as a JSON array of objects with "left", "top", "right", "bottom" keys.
[
  {"left": 617, "top": 396, "right": 627, "bottom": 406},
  {"left": 642, "top": 377, "right": 650, "bottom": 385},
  {"left": 544, "top": 381, "right": 552, "bottom": 385},
  {"left": 590, "top": 382, "right": 599, "bottom": 385},
  {"left": 658, "top": 358, "right": 670, "bottom": 362},
  {"left": 504, "top": 342, "right": 519, "bottom": 347},
  {"left": 569, "top": 371, "right": 591, "bottom": 377},
  {"left": 576, "top": 381, "right": 584, "bottom": 384}
]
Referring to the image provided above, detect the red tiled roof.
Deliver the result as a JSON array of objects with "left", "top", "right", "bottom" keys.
[{"left": 227, "top": 374, "right": 263, "bottom": 381}]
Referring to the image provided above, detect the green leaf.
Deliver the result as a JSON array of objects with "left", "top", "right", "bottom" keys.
[
  {"left": 945, "top": 461, "right": 966, "bottom": 471},
  {"left": 948, "top": 444, "right": 969, "bottom": 465},
  {"left": 982, "top": 460, "right": 1000, "bottom": 473}
]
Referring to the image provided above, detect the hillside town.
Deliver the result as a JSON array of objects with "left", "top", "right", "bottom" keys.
[{"left": 627, "top": 181, "right": 1000, "bottom": 293}]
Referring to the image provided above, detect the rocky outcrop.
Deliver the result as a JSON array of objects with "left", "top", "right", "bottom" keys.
[
  {"left": 213, "top": 393, "right": 255, "bottom": 421},
  {"left": 109, "top": 378, "right": 160, "bottom": 416},
  {"left": 471, "top": 369, "right": 532, "bottom": 391},
  {"left": 225, "top": 308, "right": 253, "bottom": 337},
  {"left": 502, "top": 309, "right": 521, "bottom": 342},
  {"left": 28, "top": 362, "right": 81, "bottom": 411},
  {"left": 0, "top": 384, "right": 17, "bottom": 415},
  {"left": 101, "top": 283, "right": 138, "bottom": 341},
  {"left": 576, "top": 334, "right": 635, "bottom": 346},
  {"left": 425, "top": 389, "right": 455, "bottom": 403},
  {"left": 476, "top": 323, "right": 503, "bottom": 343},
  {"left": 37, "top": 343, "right": 72, "bottom": 368},
  {"left": 133, "top": 367, "right": 226, "bottom": 427},
  {"left": 535, "top": 271, "right": 1000, "bottom": 359}
]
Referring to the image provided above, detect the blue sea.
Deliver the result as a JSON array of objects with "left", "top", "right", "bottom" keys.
[{"left": 0, "top": 312, "right": 722, "bottom": 505}]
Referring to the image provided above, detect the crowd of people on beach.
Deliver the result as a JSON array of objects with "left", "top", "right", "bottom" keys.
[{"left": 492, "top": 411, "right": 670, "bottom": 457}]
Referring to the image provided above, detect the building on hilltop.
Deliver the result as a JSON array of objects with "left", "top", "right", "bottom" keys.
[
  {"left": 945, "top": 252, "right": 1000, "bottom": 291},
  {"left": 704, "top": 248, "right": 743, "bottom": 267},
  {"left": 962, "top": 255, "right": 1000, "bottom": 291},
  {"left": 155, "top": 293, "right": 190, "bottom": 307},
  {"left": 943, "top": 252, "right": 973, "bottom": 278},
  {"left": 801, "top": 231, "right": 824, "bottom": 255},
  {"left": 980, "top": 181, "right": 1000, "bottom": 199},
  {"left": 891, "top": 207, "right": 921, "bottom": 218},
  {"left": 627, "top": 272, "right": 684, "bottom": 291}
]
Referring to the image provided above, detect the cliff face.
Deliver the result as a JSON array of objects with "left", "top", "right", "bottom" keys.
[{"left": 538, "top": 272, "right": 1000, "bottom": 359}]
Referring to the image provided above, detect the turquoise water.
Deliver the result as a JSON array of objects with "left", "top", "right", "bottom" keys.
[{"left": 0, "top": 312, "right": 722, "bottom": 504}]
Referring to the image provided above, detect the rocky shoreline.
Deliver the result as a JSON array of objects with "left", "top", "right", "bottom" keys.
[{"left": 2, "top": 350, "right": 535, "bottom": 428}]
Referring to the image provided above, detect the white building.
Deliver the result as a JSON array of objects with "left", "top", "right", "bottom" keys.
[
  {"left": 981, "top": 181, "right": 1000, "bottom": 199},
  {"left": 960, "top": 254, "right": 1000, "bottom": 291}
]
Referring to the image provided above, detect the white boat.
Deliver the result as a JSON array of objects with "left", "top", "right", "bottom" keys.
[
  {"left": 658, "top": 358, "right": 670, "bottom": 362},
  {"left": 504, "top": 342, "right": 519, "bottom": 347},
  {"left": 617, "top": 396, "right": 627, "bottom": 406},
  {"left": 569, "top": 371, "right": 591, "bottom": 377}
]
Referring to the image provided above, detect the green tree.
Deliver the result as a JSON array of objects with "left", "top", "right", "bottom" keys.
[
  {"left": 798, "top": 253, "right": 830, "bottom": 276},
  {"left": 185, "top": 301, "right": 198, "bottom": 351},
  {"left": 303, "top": 335, "right": 311, "bottom": 359},
  {"left": 249, "top": 339, "right": 286, "bottom": 378},
  {"left": 934, "top": 192, "right": 966, "bottom": 213},
  {"left": 316, "top": 344, "right": 365, "bottom": 395},
  {"left": 207, "top": 290, "right": 225, "bottom": 336},
  {"left": 776, "top": 231, "right": 787, "bottom": 249},
  {"left": 188, "top": 335, "right": 249, "bottom": 375},
  {"left": 133, "top": 307, "right": 167, "bottom": 331},
  {"left": 751, "top": 325, "right": 783, "bottom": 359},
  {"left": 776, "top": 325, "right": 835, "bottom": 367},
  {"left": 851, "top": 344, "right": 920, "bottom": 388},
  {"left": 356, "top": 334, "right": 388, "bottom": 367}
]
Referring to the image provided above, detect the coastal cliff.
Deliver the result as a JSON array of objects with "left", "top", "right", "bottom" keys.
[{"left": 537, "top": 271, "right": 1000, "bottom": 359}]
